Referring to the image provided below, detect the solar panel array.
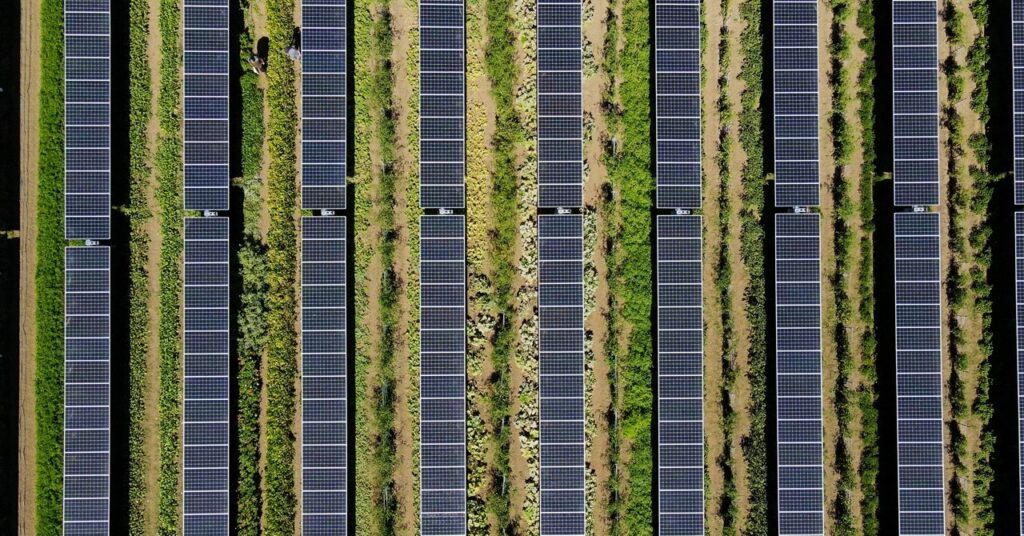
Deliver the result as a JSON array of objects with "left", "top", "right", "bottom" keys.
[
  {"left": 1014, "top": 1, "right": 1024, "bottom": 205},
  {"left": 65, "top": 0, "right": 111, "bottom": 240},
  {"left": 302, "top": 0, "right": 347, "bottom": 210},
  {"left": 538, "top": 214, "right": 585, "bottom": 535},
  {"left": 301, "top": 217, "right": 349, "bottom": 535},
  {"left": 656, "top": 215, "right": 703, "bottom": 535},
  {"left": 64, "top": 247, "right": 111, "bottom": 534},
  {"left": 892, "top": 0, "right": 939, "bottom": 207},
  {"left": 774, "top": 213, "right": 824, "bottom": 535},
  {"left": 894, "top": 212, "right": 945, "bottom": 535},
  {"left": 537, "top": 0, "right": 583, "bottom": 208},
  {"left": 773, "top": 0, "right": 819, "bottom": 208},
  {"left": 182, "top": 217, "right": 230, "bottom": 534},
  {"left": 419, "top": 0, "right": 465, "bottom": 209},
  {"left": 183, "top": 0, "right": 230, "bottom": 211},
  {"left": 419, "top": 215, "right": 467, "bottom": 534},
  {"left": 654, "top": 0, "right": 701, "bottom": 210},
  {"left": 1017, "top": 212, "right": 1024, "bottom": 535}
]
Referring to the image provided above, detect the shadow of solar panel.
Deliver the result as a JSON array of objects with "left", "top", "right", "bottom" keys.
[
  {"left": 302, "top": 0, "right": 348, "bottom": 210},
  {"left": 537, "top": 214, "right": 585, "bottom": 535},
  {"left": 773, "top": 0, "right": 819, "bottom": 208},
  {"left": 65, "top": 0, "right": 111, "bottom": 240},
  {"left": 655, "top": 215, "right": 704, "bottom": 535},
  {"left": 893, "top": 211, "right": 945, "bottom": 536},
  {"left": 299, "top": 216, "right": 349, "bottom": 535},
  {"left": 183, "top": 0, "right": 230, "bottom": 211},
  {"left": 773, "top": 213, "right": 824, "bottom": 535},
  {"left": 183, "top": 217, "right": 230, "bottom": 534},
  {"left": 64, "top": 247, "right": 110, "bottom": 532},
  {"left": 892, "top": 0, "right": 939, "bottom": 207},
  {"left": 655, "top": 0, "right": 701, "bottom": 210},
  {"left": 1017, "top": 212, "right": 1024, "bottom": 531},
  {"left": 418, "top": 215, "right": 466, "bottom": 534},
  {"left": 537, "top": 1, "right": 582, "bottom": 209}
]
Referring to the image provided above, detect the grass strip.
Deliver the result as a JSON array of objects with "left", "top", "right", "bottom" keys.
[
  {"left": 263, "top": 0, "right": 300, "bottom": 528},
  {"left": 35, "top": 0, "right": 65, "bottom": 530},
  {"left": 155, "top": 0, "right": 185, "bottom": 529},
  {"left": 126, "top": 0, "right": 154, "bottom": 527},
  {"left": 736, "top": 0, "right": 768, "bottom": 530}
]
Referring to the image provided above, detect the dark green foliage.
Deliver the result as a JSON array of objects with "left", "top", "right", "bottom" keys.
[{"left": 35, "top": 0, "right": 65, "bottom": 530}]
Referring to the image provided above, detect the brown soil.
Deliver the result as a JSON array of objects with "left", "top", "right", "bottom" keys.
[
  {"left": 18, "top": 0, "right": 41, "bottom": 530},
  {"left": 252, "top": 0, "right": 271, "bottom": 237}
]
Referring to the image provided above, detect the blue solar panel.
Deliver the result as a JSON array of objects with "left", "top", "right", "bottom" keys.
[
  {"left": 64, "top": 246, "right": 110, "bottom": 534},
  {"left": 420, "top": 0, "right": 465, "bottom": 209},
  {"left": 183, "top": 217, "right": 230, "bottom": 534},
  {"left": 538, "top": 213, "right": 585, "bottom": 535},
  {"left": 65, "top": 0, "right": 111, "bottom": 240},
  {"left": 893, "top": 211, "right": 945, "bottom": 535},
  {"left": 656, "top": 215, "right": 703, "bottom": 535},
  {"left": 1014, "top": 1, "right": 1024, "bottom": 205},
  {"left": 183, "top": 0, "right": 230, "bottom": 211},
  {"left": 419, "top": 215, "right": 466, "bottom": 535},
  {"left": 774, "top": 213, "right": 824, "bottom": 535},
  {"left": 302, "top": 0, "right": 347, "bottom": 210},
  {"left": 773, "top": 0, "right": 819, "bottom": 208},
  {"left": 1016, "top": 212, "right": 1024, "bottom": 534},
  {"left": 301, "top": 216, "right": 349, "bottom": 535},
  {"left": 655, "top": 0, "right": 701, "bottom": 209},
  {"left": 537, "top": 0, "right": 583, "bottom": 208},
  {"left": 892, "top": 0, "right": 939, "bottom": 207}
]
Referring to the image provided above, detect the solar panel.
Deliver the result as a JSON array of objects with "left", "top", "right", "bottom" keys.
[
  {"left": 538, "top": 213, "right": 585, "bottom": 535},
  {"left": 301, "top": 216, "right": 349, "bottom": 535},
  {"left": 774, "top": 213, "right": 824, "bottom": 535},
  {"left": 1016, "top": 212, "right": 1024, "bottom": 534},
  {"left": 64, "top": 246, "right": 110, "bottom": 534},
  {"left": 537, "top": 0, "right": 583, "bottom": 208},
  {"left": 302, "top": 0, "right": 347, "bottom": 210},
  {"left": 419, "top": 0, "right": 465, "bottom": 209},
  {"left": 773, "top": 0, "right": 819, "bottom": 208},
  {"left": 655, "top": 0, "right": 701, "bottom": 209},
  {"left": 183, "top": 0, "right": 230, "bottom": 211},
  {"left": 656, "top": 215, "right": 704, "bottom": 535},
  {"left": 65, "top": 0, "right": 111, "bottom": 240},
  {"left": 419, "top": 215, "right": 467, "bottom": 534},
  {"left": 1014, "top": 1, "right": 1024, "bottom": 205},
  {"left": 892, "top": 0, "right": 939, "bottom": 207},
  {"left": 182, "top": 217, "right": 230, "bottom": 534},
  {"left": 893, "top": 211, "right": 945, "bottom": 535}
]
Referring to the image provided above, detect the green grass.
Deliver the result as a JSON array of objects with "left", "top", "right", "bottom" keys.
[
  {"left": 35, "top": 0, "right": 65, "bottom": 530},
  {"left": 126, "top": 0, "right": 154, "bottom": 527}
]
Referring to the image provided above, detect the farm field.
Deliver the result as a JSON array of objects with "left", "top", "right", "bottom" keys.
[{"left": 8, "top": 0, "right": 1024, "bottom": 533}]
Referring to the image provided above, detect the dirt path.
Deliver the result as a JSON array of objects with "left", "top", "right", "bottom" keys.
[
  {"left": 18, "top": 0, "right": 41, "bottom": 531},
  {"left": 387, "top": 0, "right": 418, "bottom": 527}
]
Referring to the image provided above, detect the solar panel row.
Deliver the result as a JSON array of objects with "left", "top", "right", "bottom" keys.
[
  {"left": 419, "top": 215, "right": 467, "bottom": 535},
  {"left": 302, "top": 0, "right": 348, "bottom": 210},
  {"left": 656, "top": 215, "right": 704, "bottom": 535},
  {"left": 537, "top": 0, "right": 583, "bottom": 208},
  {"left": 893, "top": 212, "right": 945, "bottom": 536},
  {"left": 538, "top": 214, "right": 585, "bottom": 536},
  {"left": 655, "top": 0, "right": 701, "bottom": 210},
  {"left": 65, "top": 0, "right": 111, "bottom": 240},
  {"left": 1014, "top": 1, "right": 1024, "bottom": 205},
  {"left": 183, "top": 217, "right": 230, "bottom": 534},
  {"left": 64, "top": 247, "right": 111, "bottom": 535},
  {"left": 301, "top": 216, "right": 349, "bottom": 535},
  {"left": 774, "top": 213, "right": 824, "bottom": 535},
  {"left": 892, "top": 0, "right": 939, "bottom": 207},
  {"left": 183, "top": 0, "right": 230, "bottom": 211},
  {"left": 773, "top": 0, "right": 819, "bottom": 208},
  {"left": 420, "top": 0, "right": 465, "bottom": 209},
  {"left": 1017, "top": 212, "right": 1024, "bottom": 535}
]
